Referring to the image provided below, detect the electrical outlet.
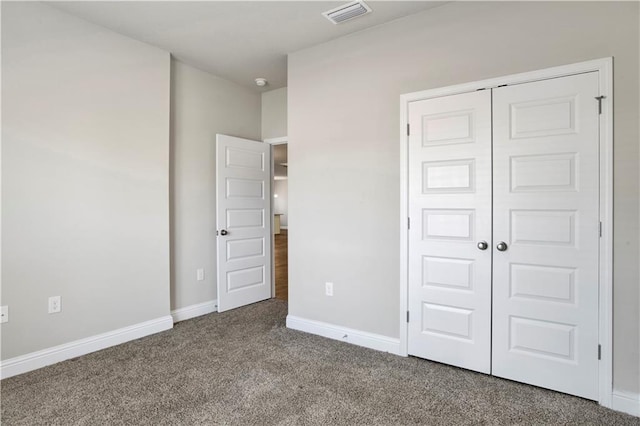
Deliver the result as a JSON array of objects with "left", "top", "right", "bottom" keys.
[
  {"left": 0, "top": 306, "right": 8, "bottom": 323},
  {"left": 325, "top": 282, "right": 334, "bottom": 297},
  {"left": 196, "top": 268, "right": 205, "bottom": 281},
  {"left": 48, "top": 296, "right": 61, "bottom": 314}
]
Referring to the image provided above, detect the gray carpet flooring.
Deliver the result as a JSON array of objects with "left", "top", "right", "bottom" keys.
[{"left": 1, "top": 299, "right": 638, "bottom": 425}]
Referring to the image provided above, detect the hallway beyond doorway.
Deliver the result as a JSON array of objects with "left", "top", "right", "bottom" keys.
[{"left": 275, "top": 229, "right": 288, "bottom": 300}]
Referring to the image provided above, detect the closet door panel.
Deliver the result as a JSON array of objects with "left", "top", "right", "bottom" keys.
[
  {"left": 407, "top": 91, "right": 492, "bottom": 374},
  {"left": 491, "top": 72, "right": 600, "bottom": 400}
]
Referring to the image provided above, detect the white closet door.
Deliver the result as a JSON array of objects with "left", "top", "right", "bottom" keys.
[
  {"left": 408, "top": 91, "right": 492, "bottom": 373},
  {"left": 491, "top": 73, "right": 600, "bottom": 399}
]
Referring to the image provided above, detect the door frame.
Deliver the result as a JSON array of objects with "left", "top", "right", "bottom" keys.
[
  {"left": 264, "top": 137, "right": 288, "bottom": 297},
  {"left": 399, "top": 57, "right": 613, "bottom": 407}
]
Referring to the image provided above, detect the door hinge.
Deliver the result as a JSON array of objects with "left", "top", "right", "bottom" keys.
[
  {"left": 406, "top": 310, "right": 410, "bottom": 323},
  {"left": 599, "top": 221, "right": 603, "bottom": 237},
  {"left": 598, "top": 344, "right": 602, "bottom": 360},
  {"left": 407, "top": 123, "right": 410, "bottom": 136},
  {"left": 407, "top": 217, "right": 410, "bottom": 230},
  {"left": 595, "top": 96, "right": 606, "bottom": 115}
]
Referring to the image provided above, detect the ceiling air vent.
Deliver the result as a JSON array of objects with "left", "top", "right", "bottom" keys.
[{"left": 323, "top": 1, "right": 372, "bottom": 25}]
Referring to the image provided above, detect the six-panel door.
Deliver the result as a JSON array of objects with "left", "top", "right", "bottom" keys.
[{"left": 407, "top": 90, "right": 493, "bottom": 374}]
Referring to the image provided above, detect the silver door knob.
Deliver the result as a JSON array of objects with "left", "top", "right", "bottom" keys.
[
  {"left": 219, "top": 229, "right": 228, "bottom": 236},
  {"left": 477, "top": 241, "right": 488, "bottom": 250},
  {"left": 496, "top": 241, "right": 508, "bottom": 251}
]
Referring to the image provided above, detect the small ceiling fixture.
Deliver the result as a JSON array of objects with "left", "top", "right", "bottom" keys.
[
  {"left": 322, "top": 1, "right": 372, "bottom": 25},
  {"left": 255, "top": 78, "right": 268, "bottom": 87}
]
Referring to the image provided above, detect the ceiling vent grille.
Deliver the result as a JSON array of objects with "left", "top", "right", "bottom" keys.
[{"left": 322, "top": 1, "right": 372, "bottom": 25}]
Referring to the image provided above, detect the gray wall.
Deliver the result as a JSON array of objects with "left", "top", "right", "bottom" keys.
[
  {"left": 274, "top": 180, "right": 288, "bottom": 227},
  {"left": 262, "top": 87, "right": 288, "bottom": 140},
  {"left": 2, "top": 2, "right": 171, "bottom": 359},
  {"left": 288, "top": 1, "right": 640, "bottom": 393},
  {"left": 170, "top": 60, "right": 261, "bottom": 311}
]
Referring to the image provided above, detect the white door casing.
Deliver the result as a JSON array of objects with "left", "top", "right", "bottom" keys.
[
  {"left": 407, "top": 90, "right": 493, "bottom": 373},
  {"left": 404, "top": 66, "right": 606, "bottom": 402},
  {"left": 401, "top": 58, "right": 612, "bottom": 406},
  {"left": 264, "top": 137, "right": 288, "bottom": 298},
  {"left": 216, "top": 134, "right": 272, "bottom": 312},
  {"left": 491, "top": 72, "right": 600, "bottom": 400}
]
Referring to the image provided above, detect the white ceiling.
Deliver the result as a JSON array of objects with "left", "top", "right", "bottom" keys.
[{"left": 50, "top": 1, "right": 446, "bottom": 91}]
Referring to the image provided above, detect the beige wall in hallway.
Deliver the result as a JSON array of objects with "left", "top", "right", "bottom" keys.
[{"left": 274, "top": 179, "right": 289, "bottom": 228}]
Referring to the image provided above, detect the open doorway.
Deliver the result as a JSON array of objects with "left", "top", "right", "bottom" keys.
[{"left": 272, "top": 143, "right": 288, "bottom": 300}]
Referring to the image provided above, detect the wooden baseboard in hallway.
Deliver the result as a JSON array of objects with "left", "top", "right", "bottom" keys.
[{"left": 275, "top": 229, "right": 288, "bottom": 300}]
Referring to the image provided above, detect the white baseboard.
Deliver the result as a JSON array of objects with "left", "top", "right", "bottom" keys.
[
  {"left": 286, "top": 315, "right": 401, "bottom": 355},
  {"left": 612, "top": 390, "right": 640, "bottom": 417},
  {"left": 171, "top": 300, "right": 217, "bottom": 323},
  {"left": 1, "top": 315, "right": 173, "bottom": 380},
  {"left": 281, "top": 226, "right": 288, "bottom": 230}
]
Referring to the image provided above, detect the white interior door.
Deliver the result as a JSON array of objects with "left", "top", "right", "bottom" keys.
[
  {"left": 216, "top": 134, "right": 272, "bottom": 312},
  {"left": 407, "top": 90, "right": 492, "bottom": 373},
  {"left": 491, "top": 73, "right": 600, "bottom": 399}
]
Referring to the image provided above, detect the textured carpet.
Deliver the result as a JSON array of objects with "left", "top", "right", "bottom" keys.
[{"left": 2, "top": 299, "right": 638, "bottom": 425}]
